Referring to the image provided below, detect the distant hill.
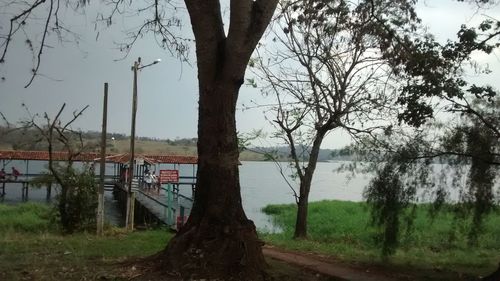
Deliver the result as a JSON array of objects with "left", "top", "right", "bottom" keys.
[
  {"left": 0, "top": 126, "right": 196, "bottom": 155},
  {"left": 0, "top": 126, "right": 352, "bottom": 161},
  {"left": 0, "top": 126, "right": 263, "bottom": 159}
]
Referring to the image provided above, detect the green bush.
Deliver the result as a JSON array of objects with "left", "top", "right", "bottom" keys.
[{"left": 32, "top": 164, "right": 97, "bottom": 233}]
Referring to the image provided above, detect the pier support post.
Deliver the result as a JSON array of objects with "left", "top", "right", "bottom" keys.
[
  {"left": 167, "top": 184, "right": 173, "bottom": 225},
  {"left": 126, "top": 192, "right": 135, "bottom": 230},
  {"left": 46, "top": 184, "right": 52, "bottom": 202},
  {"left": 22, "top": 183, "right": 28, "bottom": 201}
]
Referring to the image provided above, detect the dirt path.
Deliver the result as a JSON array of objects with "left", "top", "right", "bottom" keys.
[{"left": 263, "top": 246, "right": 399, "bottom": 281}]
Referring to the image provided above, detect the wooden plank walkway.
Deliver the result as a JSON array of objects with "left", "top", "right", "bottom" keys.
[
  {"left": 135, "top": 187, "right": 193, "bottom": 227},
  {"left": 115, "top": 182, "right": 193, "bottom": 229}
]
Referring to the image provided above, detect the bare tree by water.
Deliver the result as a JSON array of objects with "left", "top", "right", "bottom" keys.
[{"left": 251, "top": 0, "right": 423, "bottom": 238}]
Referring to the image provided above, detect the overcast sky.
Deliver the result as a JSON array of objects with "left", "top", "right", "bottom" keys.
[{"left": 0, "top": 0, "right": 499, "bottom": 149}]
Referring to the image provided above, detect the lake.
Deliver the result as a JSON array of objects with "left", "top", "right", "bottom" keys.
[
  {"left": 2, "top": 159, "right": 495, "bottom": 232},
  {"left": 0, "top": 160, "right": 376, "bottom": 230},
  {"left": 240, "top": 161, "right": 371, "bottom": 231}
]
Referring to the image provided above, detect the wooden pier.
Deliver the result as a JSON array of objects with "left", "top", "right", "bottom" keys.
[
  {"left": 1, "top": 178, "right": 32, "bottom": 201},
  {"left": 0, "top": 149, "right": 198, "bottom": 228},
  {"left": 0, "top": 174, "right": 119, "bottom": 201}
]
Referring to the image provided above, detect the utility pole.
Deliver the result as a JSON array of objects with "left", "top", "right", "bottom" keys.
[
  {"left": 97, "top": 82, "right": 108, "bottom": 235},
  {"left": 126, "top": 58, "right": 140, "bottom": 231},
  {"left": 125, "top": 57, "right": 161, "bottom": 231}
]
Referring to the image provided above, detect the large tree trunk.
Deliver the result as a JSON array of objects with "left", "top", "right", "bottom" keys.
[
  {"left": 159, "top": 1, "right": 278, "bottom": 280},
  {"left": 162, "top": 76, "right": 267, "bottom": 280}
]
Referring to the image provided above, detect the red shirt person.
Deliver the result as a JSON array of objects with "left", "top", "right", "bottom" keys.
[{"left": 11, "top": 167, "right": 21, "bottom": 180}]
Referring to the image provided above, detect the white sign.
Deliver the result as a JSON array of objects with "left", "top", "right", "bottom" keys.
[{"left": 135, "top": 158, "right": 144, "bottom": 165}]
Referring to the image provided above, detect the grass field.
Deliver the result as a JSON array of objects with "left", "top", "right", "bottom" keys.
[
  {"left": 261, "top": 200, "right": 500, "bottom": 278},
  {"left": 4, "top": 201, "right": 498, "bottom": 280},
  {"left": 0, "top": 203, "right": 173, "bottom": 280}
]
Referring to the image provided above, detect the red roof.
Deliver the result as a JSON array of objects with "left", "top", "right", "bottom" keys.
[{"left": 0, "top": 150, "right": 198, "bottom": 165}]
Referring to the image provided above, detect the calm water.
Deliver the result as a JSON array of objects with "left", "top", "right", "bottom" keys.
[
  {"left": 1, "top": 160, "right": 369, "bottom": 229},
  {"left": 0, "top": 160, "right": 126, "bottom": 225},
  {"left": 240, "top": 161, "right": 371, "bottom": 231},
  {"left": 4, "top": 160, "right": 483, "bottom": 231}
]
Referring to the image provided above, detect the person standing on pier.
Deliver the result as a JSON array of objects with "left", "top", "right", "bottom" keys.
[
  {"left": 151, "top": 172, "right": 159, "bottom": 194},
  {"left": 144, "top": 170, "right": 153, "bottom": 191},
  {"left": 11, "top": 167, "right": 20, "bottom": 181}
]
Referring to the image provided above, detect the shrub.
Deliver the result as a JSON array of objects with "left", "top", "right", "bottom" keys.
[{"left": 32, "top": 164, "right": 97, "bottom": 233}]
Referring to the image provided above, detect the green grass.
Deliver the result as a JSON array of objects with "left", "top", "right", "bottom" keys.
[
  {"left": 0, "top": 203, "right": 173, "bottom": 280},
  {"left": 0, "top": 229, "right": 173, "bottom": 281},
  {"left": 0, "top": 203, "right": 333, "bottom": 281},
  {"left": 261, "top": 200, "right": 500, "bottom": 277},
  {"left": 6, "top": 202, "right": 498, "bottom": 280},
  {"left": 0, "top": 203, "right": 54, "bottom": 233}
]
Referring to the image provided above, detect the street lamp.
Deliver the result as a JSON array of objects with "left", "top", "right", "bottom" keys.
[{"left": 125, "top": 57, "right": 161, "bottom": 230}]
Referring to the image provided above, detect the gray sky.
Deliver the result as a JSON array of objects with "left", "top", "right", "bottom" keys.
[{"left": 1, "top": 0, "right": 499, "bottom": 149}]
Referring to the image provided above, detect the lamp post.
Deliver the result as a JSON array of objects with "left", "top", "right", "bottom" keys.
[{"left": 125, "top": 57, "right": 161, "bottom": 231}]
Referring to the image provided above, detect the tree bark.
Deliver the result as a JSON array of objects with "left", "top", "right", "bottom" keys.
[
  {"left": 294, "top": 180, "right": 311, "bottom": 238},
  {"left": 293, "top": 130, "right": 327, "bottom": 239},
  {"left": 159, "top": 1, "right": 278, "bottom": 280}
]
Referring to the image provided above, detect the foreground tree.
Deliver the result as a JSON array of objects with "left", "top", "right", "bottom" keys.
[
  {"left": 251, "top": 0, "right": 422, "bottom": 238},
  {"left": 157, "top": 1, "right": 279, "bottom": 280},
  {"left": 1, "top": 0, "right": 279, "bottom": 278}
]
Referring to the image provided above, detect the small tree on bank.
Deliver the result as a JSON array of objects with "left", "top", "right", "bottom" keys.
[
  {"left": 32, "top": 164, "right": 98, "bottom": 233},
  {"left": 24, "top": 103, "right": 98, "bottom": 233}
]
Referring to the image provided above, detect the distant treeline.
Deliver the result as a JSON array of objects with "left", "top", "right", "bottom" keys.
[
  {"left": 247, "top": 146, "right": 353, "bottom": 162},
  {"left": 80, "top": 130, "right": 198, "bottom": 146}
]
